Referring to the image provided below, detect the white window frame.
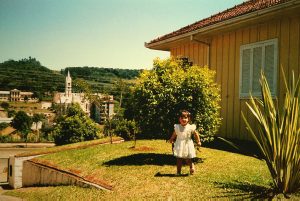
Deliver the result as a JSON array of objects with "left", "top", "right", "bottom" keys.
[{"left": 239, "top": 38, "right": 278, "bottom": 98}]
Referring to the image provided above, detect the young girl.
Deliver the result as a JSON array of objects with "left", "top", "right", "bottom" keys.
[{"left": 169, "top": 110, "right": 201, "bottom": 175}]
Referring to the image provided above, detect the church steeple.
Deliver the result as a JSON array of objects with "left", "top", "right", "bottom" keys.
[{"left": 65, "top": 70, "right": 72, "bottom": 97}]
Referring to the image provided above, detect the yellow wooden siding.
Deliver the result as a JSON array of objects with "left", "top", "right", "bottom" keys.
[
  {"left": 289, "top": 17, "right": 300, "bottom": 84},
  {"left": 169, "top": 16, "right": 300, "bottom": 140},
  {"left": 240, "top": 27, "right": 250, "bottom": 140}
]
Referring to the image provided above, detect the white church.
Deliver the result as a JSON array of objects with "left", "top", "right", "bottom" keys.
[{"left": 53, "top": 71, "right": 114, "bottom": 123}]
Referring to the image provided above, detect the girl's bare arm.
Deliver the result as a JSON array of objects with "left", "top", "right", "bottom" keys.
[
  {"left": 194, "top": 131, "right": 201, "bottom": 146},
  {"left": 169, "top": 131, "right": 177, "bottom": 143}
]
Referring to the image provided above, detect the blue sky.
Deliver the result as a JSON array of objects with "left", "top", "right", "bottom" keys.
[{"left": 0, "top": 0, "right": 243, "bottom": 70}]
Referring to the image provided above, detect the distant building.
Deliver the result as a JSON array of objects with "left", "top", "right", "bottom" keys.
[
  {"left": 53, "top": 71, "right": 114, "bottom": 123},
  {"left": 0, "top": 117, "right": 13, "bottom": 124},
  {"left": 40, "top": 101, "right": 52, "bottom": 109},
  {"left": 0, "top": 89, "right": 38, "bottom": 102}
]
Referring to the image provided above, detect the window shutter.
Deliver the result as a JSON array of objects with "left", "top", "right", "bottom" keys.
[
  {"left": 252, "top": 47, "right": 262, "bottom": 94},
  {"left": 241, "top": 49, "right": 251, "bottom": 95},
  {"left": 240, "top": 39, "right": 277, "bottom": 98},
  {"left": 264, "top": 44, "right": 275, "bottom": 95}
]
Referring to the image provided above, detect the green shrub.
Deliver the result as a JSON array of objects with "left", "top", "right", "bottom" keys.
[
  {"left": 0, "top": 122, "right": 9, "bottom": 130},
  {"left": 131, "top": 57, "right": 221, "bottom": 141},
  {"left": 243, "top": 70, "right": 300, "bottom": 195},
  {"left": 0, "top": 135, "right": 12, "bottom": 143},
  {"left": 53, "top": 103, "right": 102, "bottom": 145},
  {"left": 114, "top": 119, "right": 138, "bottom": 140}
]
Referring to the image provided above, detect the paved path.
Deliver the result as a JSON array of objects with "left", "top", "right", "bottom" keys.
[{"left": 0, "top": 185, "right": 23, "bottom": 201}]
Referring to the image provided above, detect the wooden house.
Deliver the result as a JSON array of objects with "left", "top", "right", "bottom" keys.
[{"left": 145, "top": 0, "right": 300, "bottom": 140}]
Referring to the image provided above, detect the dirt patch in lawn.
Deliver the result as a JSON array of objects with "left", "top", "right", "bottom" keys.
[{"left": 129, "top": 146, "right": 156, "bottom": 151}]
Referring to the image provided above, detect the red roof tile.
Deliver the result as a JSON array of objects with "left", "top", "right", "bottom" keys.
[{"left": 147, "top": 0, "right": 291, "bottom": 45}]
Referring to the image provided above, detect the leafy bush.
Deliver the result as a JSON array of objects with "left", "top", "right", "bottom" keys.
[
  {"left": 0, "top": 122, "right": 9, "bottom": 130},
  {"left": 0, "top": 135, "right": 12, "bottom": 143},
  {"left": 131, "top": 57, "right": 221, "bottom": 141},
  {"left": 243, "top": 71, "right": 300, "bottom": 195},
  {"left": 0, "top": 102, "right": 9, "bottom": 110},
  {"left": 113, "top": 119, "right": 138, "bottom": 140},
  {"left": 53, "top": 103, "right": 102, "bottom": 145}
]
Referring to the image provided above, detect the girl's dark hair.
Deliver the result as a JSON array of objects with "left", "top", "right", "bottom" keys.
[{"left": 179, "top": 110, "right": 191, "bottom": 118}]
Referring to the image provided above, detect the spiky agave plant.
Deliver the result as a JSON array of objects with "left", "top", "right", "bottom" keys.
[{"left": 242, "top": 69, "right": 300, "bottom": 195}]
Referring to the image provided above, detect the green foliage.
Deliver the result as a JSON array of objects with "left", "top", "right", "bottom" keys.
[
  {"left": 0, "top": 58, "right": 139, "bottom": 97},
  {"left": 0, "top": 57, "right": 65, "bottom": 94},
  {"left": 0, "top": 102, "right": 9, "bottom": 110},
  {"left": 64, "top": 66, "right": 140, "bottom": 81},
  {"left": 32, "top": 113, "right": 46, "bottom": 123},
  {"left": 242, "top": 70, "right": 300, "bottom": 195},
  {"left": 108, "top": 118, "right": 139, "bottom": 140},
  {"left": 11, "top": 110, "right": 32, "bottom": 140},
  {"left": 132, "top": 57, "right": 221, "bottom": 141},
  {"left": 40, "top": 122, "right": 55, "bottom": 142},
  {"left": 0, "top": 135, "right": 13, "bottom": 143},
  {"left": 53, "top": 103, "right": 102, "bottom": 145},
  {"left": 0, "top": 122, "right": 9, "bottom": 130},
  {"left": 7, "top": 109, "right": 16, "bottom": 117},
  {"left": 64, "top": 67, "right": 140, "bottom": 95}
]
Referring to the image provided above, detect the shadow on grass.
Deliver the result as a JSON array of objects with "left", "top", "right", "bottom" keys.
[
  {"left": 154, "top": 172, "right": 189, "bottom": 177},
  {"left": 0, "top": 184, "right": 13, "bottom": 190},
  {"left": 204, "top": 137, "right": 263, "bottom": 159},
  {"left": 213, "top": 181, "right": 274, "bottom": 199},
  {"left": 103, "top": 153, "right": 204, "bottom": 166}
]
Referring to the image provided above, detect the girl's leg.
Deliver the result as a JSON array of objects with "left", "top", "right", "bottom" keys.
[
  {"left": 176, "top": 158, "right": 183, "bottom": 174},
  {"left": 186, "top": 159, "right": 195, "bottom": 174}
]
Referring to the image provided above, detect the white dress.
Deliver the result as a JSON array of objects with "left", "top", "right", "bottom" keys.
[{"left": 173, "top": 124, "right": 197, "bottom": 159}]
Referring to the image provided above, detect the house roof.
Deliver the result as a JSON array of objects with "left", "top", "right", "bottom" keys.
[
  {"left": 146, "top": 0, "right": 293, "bottom": 46},
  {"left": 0, "top": 126, "right": 16, "bottom": 136}
]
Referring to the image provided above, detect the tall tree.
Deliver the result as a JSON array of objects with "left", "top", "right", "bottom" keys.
[
  {"left": 11, "top": 111, "right": 32, "bottom": 141},
  {"left": 0, "top": 102, "right": 9, "bottom": 110}
]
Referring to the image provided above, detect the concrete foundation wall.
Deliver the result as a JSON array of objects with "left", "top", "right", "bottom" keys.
[
  {"left": 9, "top": 155, "right": 40, "bottom": 189},
  {"left": 22, "top": 161, "right": 109, "bottom": 190}
]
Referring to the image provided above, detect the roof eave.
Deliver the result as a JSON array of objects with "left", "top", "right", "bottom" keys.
[{"left": 145, "top": 0, "right": 300, "bottom": 50}]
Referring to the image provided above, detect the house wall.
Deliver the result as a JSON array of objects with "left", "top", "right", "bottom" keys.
[{"left": 170, "top": 15, "right": 300, "bottom": 140}]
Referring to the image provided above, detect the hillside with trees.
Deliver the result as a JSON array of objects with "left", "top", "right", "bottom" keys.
[
  {"left": 0, "top": 57, "right": 65, "bottom": 98},
  {"left": 62, "top": 66, "right": 140, "bottom": 93},
  {"left": 0, "top": 57, "right": 141, "bottom": 99}
]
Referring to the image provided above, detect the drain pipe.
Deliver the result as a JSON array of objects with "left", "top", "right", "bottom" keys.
[{"left": 190, "top": 35, "right": 211, "bottom": 67}]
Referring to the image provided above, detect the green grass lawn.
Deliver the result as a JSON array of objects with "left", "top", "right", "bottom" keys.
[{"left": 4, "top": 140, "right": 300, "bottom": 200}]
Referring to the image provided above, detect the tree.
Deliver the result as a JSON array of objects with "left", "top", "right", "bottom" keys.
[
  {"left": 0, "top": 102, "right": 9, "bottom": 110},
  {"left": 0, "top": 122, "right": 9, "bottom": 130},
  {"left": 11, "top": 111, "right": 32, "bottom": 141},
  {"left": 53, "top": 103, "right": 101, "bottom": 145},
  {"left": 74, "top": 78, "right": 114, "bottom": 142},
  {"left": 131, "top": 57, "right": 221, "bottom": 142},
  {"left": 24, "top": 95, "right": 29, "bottom": 102},
  {"left": 7, "top": 109, "right": 16, "bottom": 118}
]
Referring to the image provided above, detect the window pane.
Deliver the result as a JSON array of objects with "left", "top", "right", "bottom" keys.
[
  {"left": 253, "top": 47, "right": 262, "bottom": 93},
  {"left": 265, "top": 44, "right": 275, "bottom": 93},
  {"left": 241, "top": 49, "right": 251, "bottom": 94}
]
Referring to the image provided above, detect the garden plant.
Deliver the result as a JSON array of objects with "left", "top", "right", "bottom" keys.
[
  {"left": 131, "top": 57, "right": 221, "bottom": 142},
  {"left": 243, "top": 70, "right": 300, "bottom": 195}
]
